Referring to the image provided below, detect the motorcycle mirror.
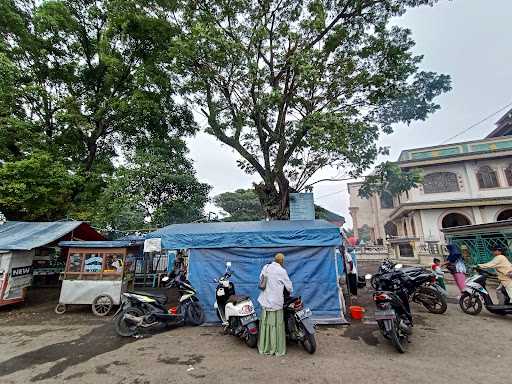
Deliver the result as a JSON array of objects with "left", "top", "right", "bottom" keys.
[
  {"left": 161, "top": 276, "right": 170, "bottom": 282},
  {"left": 394, "top": 263, "right": 403, "bottom": 270},
  {"left": 226, "top": 261, "right": 232, "bottom": 268},
  {"left": 365, "top": 273, "right": 372, "bottom": 280}
]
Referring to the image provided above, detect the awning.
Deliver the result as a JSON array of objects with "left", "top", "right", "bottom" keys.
[{"left": 146, "top": 220, "right": 341, "bottom": 249}]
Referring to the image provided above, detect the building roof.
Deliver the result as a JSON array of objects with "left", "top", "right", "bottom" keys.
[
  {"left": 59, "top": 240, "right": 142, "bottom": 248},
  {"left": 146, "top": 219, "right": 342, "bottom": 249},
  {"left": 397, "top": 135, "right": 512, "bottom": 165},
  {"left": 315, "top": 206, "right": 345, "bottom": 224},
  {"left": 486, "top": 107, "right": 512, "bottom": 138},
  {"left": 0, "top": 221, "right": 86, "bottom": 251}
]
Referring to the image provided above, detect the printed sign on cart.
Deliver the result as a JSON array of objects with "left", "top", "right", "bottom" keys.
[{"left": 4, "top": 265, "right": 33, "bottom": 300}]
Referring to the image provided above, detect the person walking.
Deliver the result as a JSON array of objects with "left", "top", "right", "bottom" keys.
[
  {"left": 257, "top": 253, "right": 293, "bottom": 356},
  {"left": 443, "top": 244, "right": 466, "bottom": 294}
]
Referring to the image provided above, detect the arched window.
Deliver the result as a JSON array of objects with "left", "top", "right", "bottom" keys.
[
  {"left": 423, "top": 172, "right": 459, "bottom": 193},
  {"left": 441, "top": 213, "right": 471, "bottom": 228},
  {"left": 379, "top": 191, "right": 394, "bottom": 209},
  {"left": 505, "top": 165, "right": 512, "bottom": 186},
  {"left": 497, "top": 209, "right": 512, "bottom": 221},
  {"left": 476, "top": 166, "right": 499, "bottom": 189}
]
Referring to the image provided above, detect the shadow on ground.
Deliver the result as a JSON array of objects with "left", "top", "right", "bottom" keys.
[{"left": 0, "top": 323, "right": 134, "bottom": 382}]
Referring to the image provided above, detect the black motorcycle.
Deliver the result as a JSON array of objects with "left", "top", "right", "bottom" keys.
[
  {"left": 283, "top": 292, "right": 316, "bottom": 354},
  {"left": 460, "top": 266, "right": 512, "bottom": 316},
  {"left": 373, "top": 260, "right": 447, "bottom": 314},
  {"left": 367, "top": 268, "right": 414, "bottom": 353},
  {"left": 114, "top": 273, "right": 205, "bottom": 337}
]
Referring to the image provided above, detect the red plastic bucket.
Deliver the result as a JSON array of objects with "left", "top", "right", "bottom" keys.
[{"left": 349, "top": 305, "right": 365, "bottom": 320}]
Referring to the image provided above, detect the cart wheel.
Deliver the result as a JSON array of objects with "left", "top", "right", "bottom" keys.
[
  {"left": 55, "top": 304, "right": 67, "bottom": 315},
  {"left": 92, "top": 295, "right": 114, "bottom": 317}
]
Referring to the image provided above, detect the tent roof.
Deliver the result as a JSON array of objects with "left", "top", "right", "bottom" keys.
[
  {"left": 59, "top": 240, "right": 142, "bottom": 248},
  {"left": 0, "top": 221, "right": 85, "bottom": 251},
  {"left": 147, "top": 219, "right": 341, "bottom": 249}
]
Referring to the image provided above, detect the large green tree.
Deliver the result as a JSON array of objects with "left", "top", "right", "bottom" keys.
[
  {"left": 0, "top": 0, "right": 208, "bottom": 224},
  {"left": 92, "top": 143, "right": 211, "bottom": 230},
  {"left": 214, "top": 189, "right": 266, "bottom": 221},
  {"left": 358, "top": 161, "right": 423, "bottom": 198},
  {"left": 175, "top": 0, "right": 451, "bottom": 218}
]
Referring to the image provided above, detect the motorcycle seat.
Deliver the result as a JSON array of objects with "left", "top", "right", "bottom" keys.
[
  {"left": 227, "top": 295, "right": 250, "bottom": 305},
  {"left": 128, "top": 290, "right": 168, "bottom": 304}
]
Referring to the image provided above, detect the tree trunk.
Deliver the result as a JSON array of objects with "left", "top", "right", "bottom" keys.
[{"left": 254, "top": 173, "right": 292, "bottom": 220}]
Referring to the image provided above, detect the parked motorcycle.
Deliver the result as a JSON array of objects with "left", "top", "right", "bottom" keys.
[
  {"left": 114, "top": 272, "right": 205, "bottom": 337},
  {"left": 214, "top": 262, "right": 258, "bottom": 348},
  {"left": 373, "top": 259, "right": 447, "bottom": 314},
  {"left": 459, "top": 266, "right": 512, "bottom": 316},
  {"left": 283, "top": 293, "right": 317, "bottom": 354},
  {"left": 366, "top": 265, "right": 414, "bottom": 353}
]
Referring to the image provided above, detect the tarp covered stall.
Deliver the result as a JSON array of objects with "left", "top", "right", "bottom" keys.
[
  {"left": 0, "top": 221, "right": 104, "bottom": 307},
  {"left": 146, "top": 220, "right": 346, "bottom": 324}
]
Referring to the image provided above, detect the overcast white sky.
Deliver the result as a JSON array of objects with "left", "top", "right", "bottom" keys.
[{"left": 187, "top": 0, "right": 512, "bottom": 226}]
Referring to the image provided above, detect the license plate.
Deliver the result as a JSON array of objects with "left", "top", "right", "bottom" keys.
[
  {"left": 240, "top": 313, "right": 257, "bottom": 325},
  {"left": 296, "top": 308, "right": 312, "bottom": 320},
  {"left": 374, "top": 309, "right": 396, "bottom": 320}
]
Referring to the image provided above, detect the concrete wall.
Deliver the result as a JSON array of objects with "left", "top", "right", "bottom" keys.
[
  {"left": 347, "top": 156, "right": 512, "bottom": 244},
  {"left": 401, "top": 158, "right": 512, "bottom": 204}
]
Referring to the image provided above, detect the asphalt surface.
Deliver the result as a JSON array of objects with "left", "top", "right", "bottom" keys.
[{"left": 0, "top": 279, "right": 511, "bottom": 384}]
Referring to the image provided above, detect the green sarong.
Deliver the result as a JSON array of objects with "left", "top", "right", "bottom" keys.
[{"left": 258, "top": 308, "right": 286, "bottom": 356}]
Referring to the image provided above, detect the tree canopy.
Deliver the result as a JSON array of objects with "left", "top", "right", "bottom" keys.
[
  {"left": 175, "top": 0, "right": 451, "bottom": 218},
  {"left": 358, "top": 161, "right": 423, "bottom": 199},
  {"left": 0, "top": 0, "right": 209, "bottom": 228},
  {"left": 1, "top": 0, "right": 451, "bottom": 226}
]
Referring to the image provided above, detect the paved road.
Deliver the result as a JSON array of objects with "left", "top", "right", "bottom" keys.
[{"left": 1, "top": 286, "right": 511, "bottom": 384}]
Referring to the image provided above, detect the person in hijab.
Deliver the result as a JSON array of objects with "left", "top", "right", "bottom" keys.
[
  {"left": 443, "top": 244, "right": 466, "bottom": 294},
  {"left": 257, "top": 253, "right": 293, "bottom": 356}
]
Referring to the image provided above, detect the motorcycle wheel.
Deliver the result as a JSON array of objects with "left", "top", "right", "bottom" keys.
[
  {"left": 301, "top": 331, "right": 317, "bottom": 354},
  {"left": 387, "top": 319, "right": 407, "bottom": 354},
  {"left": 245, "top": 332, "right": 258, "bottom": 348},
  {"left": 186, "top": 302, "right": 205, "bottom": 326},
  {"left": 417, "top": 287, "right": 447, "bottom": 314},
  {"left": 114, "top": 307, "right": 143, "bottom": 337},
  {"left": 459, "top": 292, "right": 483, "bottom": 315}
]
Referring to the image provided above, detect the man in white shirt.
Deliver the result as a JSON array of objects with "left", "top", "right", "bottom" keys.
[{"left": 257, "top": 253, "right": 293, "bottom": 355}]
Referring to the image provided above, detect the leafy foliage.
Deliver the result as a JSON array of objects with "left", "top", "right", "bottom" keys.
[
  {"left": 214, "top": 189, "right": 265, "bottom": 221},
  {"left": 92, "top": 143, "right": 211, "bottom": 230},
  {"left": 0, "top": 0, "right": 208, "bottom": 226},
  {"left": 358, "top": 161, "right": 423, "bottom": 199},
  {"left": 175, "top": 0, "right": 451, "bottom": 218},
  {"left": 0, "top": 152, "right": 81, "bottom": 220}
]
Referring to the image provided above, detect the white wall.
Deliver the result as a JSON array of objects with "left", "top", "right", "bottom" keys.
[{"left": 404, "top": 157, "right": 512, "bottom": 203}]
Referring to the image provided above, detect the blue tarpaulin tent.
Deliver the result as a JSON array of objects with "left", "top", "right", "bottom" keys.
[{"left": 146, "top": 220, "right": 347, "bottom": 324}]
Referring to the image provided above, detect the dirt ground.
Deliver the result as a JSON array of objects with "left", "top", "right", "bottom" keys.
[{"left": 1, "top": 267, "right": 511, "bottom": 384}]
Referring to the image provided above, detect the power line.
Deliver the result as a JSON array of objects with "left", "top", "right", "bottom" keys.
[
  {"left": 315, "top": 188, "right": 347, "bottom": 200},
  {"left": 441, "top": 100, "right": 512, "bottom": 144}
]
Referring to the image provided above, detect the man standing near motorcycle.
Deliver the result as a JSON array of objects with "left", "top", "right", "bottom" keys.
[
  {"left": 478, "top": 246, "right": 512, "bottom": 303},
  {"left": 258, "top": 253, "right": 293, "bottom": 356}
]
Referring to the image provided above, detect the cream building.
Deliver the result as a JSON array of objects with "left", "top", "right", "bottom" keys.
[{"left": 348, "top": 109, "right": 512, "bottom": 257}]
